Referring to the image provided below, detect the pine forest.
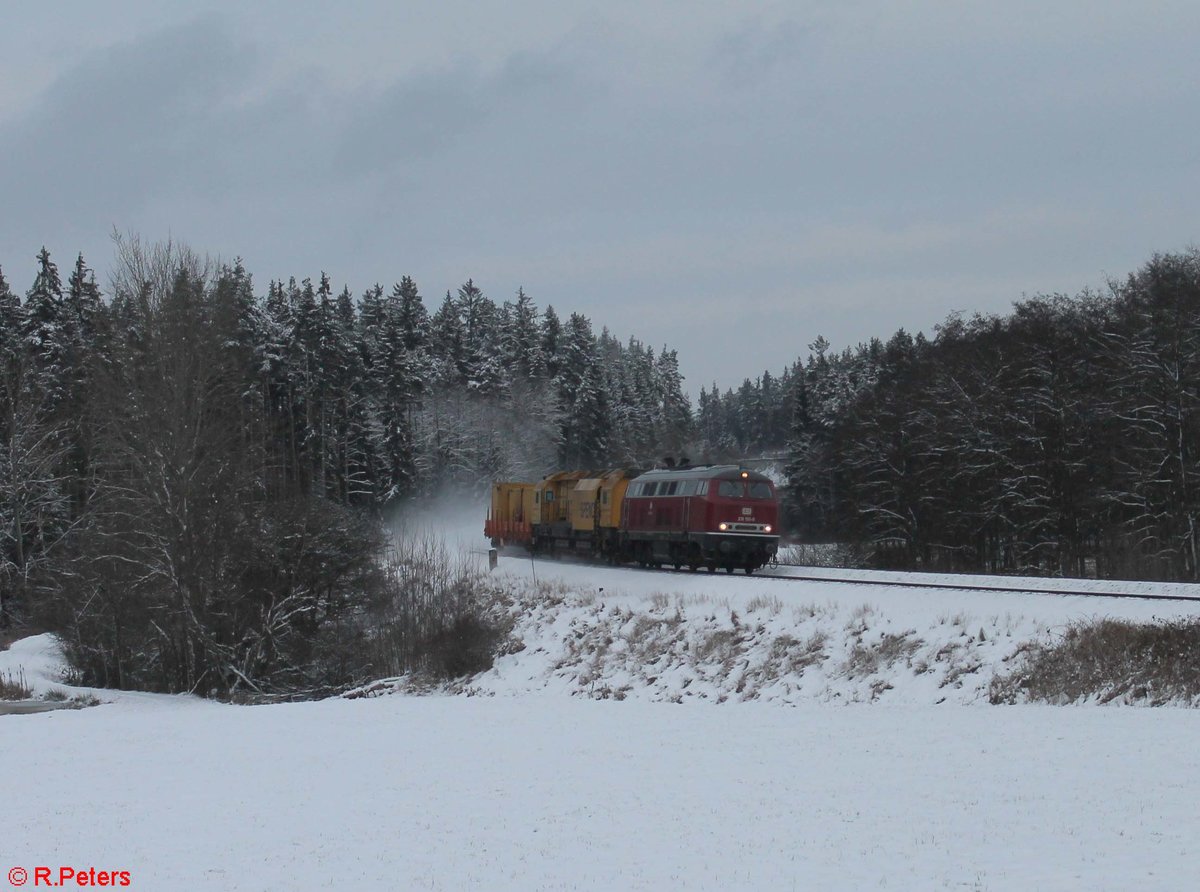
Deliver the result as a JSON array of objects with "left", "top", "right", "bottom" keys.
[{"left": 4, "top": 238, "right": 1200, "bottom": 694}]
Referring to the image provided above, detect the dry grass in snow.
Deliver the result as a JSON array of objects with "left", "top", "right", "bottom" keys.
[
  {"left": 991, "top": 617, "right": 1200, "bottom": 706},
  {"left": 426, "top": 576, "right": 1040, "bottom": 706},
  {"left": 351, "top": 552, "right": 1200, "bottom": 708}
]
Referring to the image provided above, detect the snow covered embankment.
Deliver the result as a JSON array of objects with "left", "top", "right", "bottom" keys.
[{"left": 419, "top": 575, "right": 1052, "bottom": 705}]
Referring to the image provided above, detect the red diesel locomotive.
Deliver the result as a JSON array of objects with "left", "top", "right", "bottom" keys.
[{"left": 485, "top": 464, "right": 781, "bottom": 573}]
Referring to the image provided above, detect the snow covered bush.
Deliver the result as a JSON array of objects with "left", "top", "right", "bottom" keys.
[{"left": 990, "top": 618, "right": 1200, "bottom": 706}]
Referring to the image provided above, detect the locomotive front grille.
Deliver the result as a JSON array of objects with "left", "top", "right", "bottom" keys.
[{"left": 728, "top": 523, "right": 769, "bottom": 533}]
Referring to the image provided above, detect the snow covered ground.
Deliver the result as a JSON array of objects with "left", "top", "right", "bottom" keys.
[
  {"left": 5, "top": 548, "right": 1200, "bottom": 890},
  {"left": 461, "top": 553, "right": 1200, "bottom": 706}
]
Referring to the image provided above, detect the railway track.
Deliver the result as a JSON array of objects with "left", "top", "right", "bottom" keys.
[
  {"left": 754, "top": 567, "right": 1200, "bottom": 604},
  {"left": 507, "top": 548, "right": 1200, "bottom": 603}
]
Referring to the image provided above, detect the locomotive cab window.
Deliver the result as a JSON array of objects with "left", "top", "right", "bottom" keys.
[
  {"left": 717, "top": 480, "right": 744, "bottom": 498},
  {"left": 748, "top": 482, "right": 773, "bottom": 499}
]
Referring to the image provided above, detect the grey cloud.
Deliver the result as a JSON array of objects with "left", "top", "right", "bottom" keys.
[
  {"left": 2, "top": 16, "right": 254, "bottom": 208},
  {"left": 709, "top": 17, "right": 816, "bottom": 89},
  {"left": 0, "top": 15, "right": 351, "bottom": 275},
  {"left": 330, "top": 49, "right": 590, "bottom": 178},
  {"left": 2, "top": 3, "right": 1200, "bottom": 395}
]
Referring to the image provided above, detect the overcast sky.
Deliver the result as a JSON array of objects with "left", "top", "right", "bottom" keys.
[{"left": 2, "top": 1, "right": 1199, "bottom": 394}]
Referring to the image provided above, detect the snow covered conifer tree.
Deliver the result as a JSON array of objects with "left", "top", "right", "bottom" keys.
[
  {"left": 0, "top": 267, "right": 34, "bottom": 624},
  {"left": 358, "top": 283, "right": 386, "bottom": 363},
  {"left": 430, "top": 291, "right": 466, "bottom": 387},
  {"left": 375, "top": 282, "right": 421, "bottom": 501},
  {"left": 540, "top": 305, "right": 562, "bottom": 382},
  {"left": 455, "top": 280, "right": 502, "bottom": 394},
  {"left": 0, "top": 266, "right": 22, "bottom": 393},
  {"left": 395, "top": 276, "right": 430, "bottom": 356},
  {"left": 555, "top": 312, "right": 610, "bottom": 467},
  {"left": 22, "top": 248, "right": 75, "bottom": 416},
  {"left": 502, "top": 287, "right": 544, "bottom": 381},
  {"left": 655, "top": 347, "right": 693, "bottom": 458},
  {"left": 2, "top": 251, "right": 76, "bottom": 609},
  {"left": 321, "top": 286, "right": 372, "bottom": 503},
  {"left": 65, "top": 253, "right": 107, "bottom": 365}
]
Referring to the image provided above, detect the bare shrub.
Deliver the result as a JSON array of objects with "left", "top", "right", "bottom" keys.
[
  {"left": 0, "top": 668, "right": 32, "bottom": 700},
  {"left": 990, "top": 618, "right": 1200, "bottom": 705},
  {"left": 365, "top": 531, "right": 507, "bottom": 681},
  {"left": 417, "top": 614, "right": 505, "bottom": 678},
  {"left": 56, "top": 496, "right": 383, "bottom": 699}
]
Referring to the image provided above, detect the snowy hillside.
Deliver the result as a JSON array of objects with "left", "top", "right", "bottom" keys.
[
  {"left": 373, "top": 554, "right": 1199, "bottom": 707},
  {"left": 6, "top": 555, "right": 1200, "bottom": 890}
]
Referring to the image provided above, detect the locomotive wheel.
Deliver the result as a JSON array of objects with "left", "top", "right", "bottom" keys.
[{"left": 743, "top": 566, "right": 754, "bottom": 575}]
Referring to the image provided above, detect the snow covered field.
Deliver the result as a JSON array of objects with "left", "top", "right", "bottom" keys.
[{"left": 5, "top": 549, "right": 1200, "bottom": 891}]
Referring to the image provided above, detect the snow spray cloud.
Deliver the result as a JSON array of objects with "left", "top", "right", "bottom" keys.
[{"left": 386, "top": 491, "right": 490, "bottom": 555}]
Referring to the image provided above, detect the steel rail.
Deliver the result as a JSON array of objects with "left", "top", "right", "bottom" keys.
[
  {"left": 507, "top": 548, "right": 1200, "bottom": 603},
  {"left": 754, "top": 569, "right": 1200, "bottom": 603}
]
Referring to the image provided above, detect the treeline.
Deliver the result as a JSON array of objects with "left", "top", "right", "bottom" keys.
[
  {"left": 0, "top": 238, "right": 691, "bottom": 692},
  {"left": 695, "top": 367, "right": 795, "bottom": 460},
  {"left": 7, "top": 232, "right": 1200, "bottom": 696},
  {"left": 701, "top": 250, "right": 1200, "bottom": 582}
]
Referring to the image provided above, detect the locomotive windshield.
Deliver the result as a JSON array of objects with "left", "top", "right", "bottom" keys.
[{"left": 716, "top": 480, "right": 775, "bottom": 498}]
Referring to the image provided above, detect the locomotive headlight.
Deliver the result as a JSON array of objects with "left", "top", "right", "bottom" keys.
[
  {"left": 764, "top": 525, "right": 772, "bottom": 533},
  {"left": 718, "top": 522, "right": 728, "bottom": 531}
]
